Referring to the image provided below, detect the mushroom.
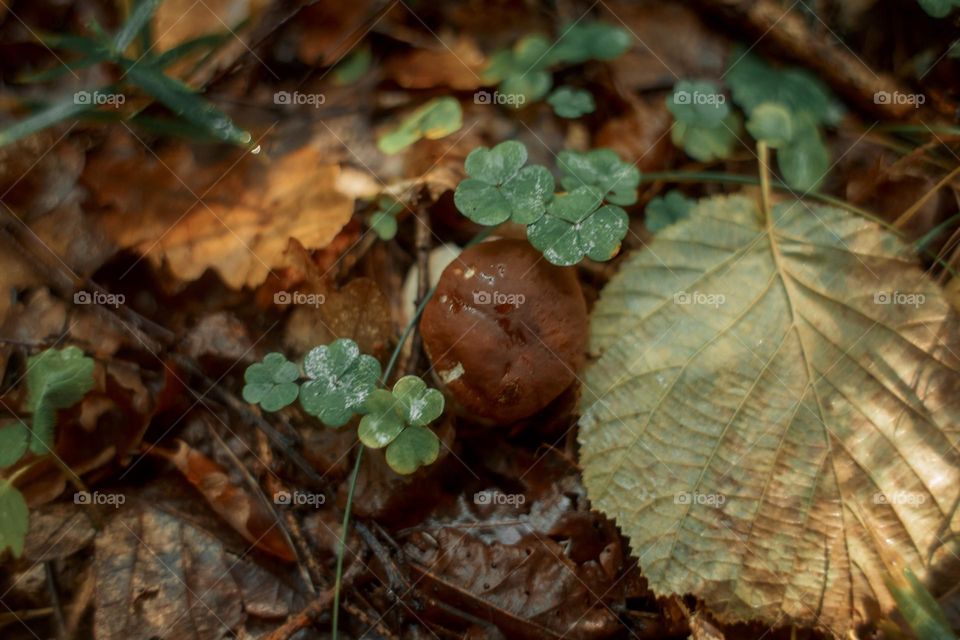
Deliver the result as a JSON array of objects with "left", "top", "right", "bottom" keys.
[{"left": 420, "top": 239, "right": 587, "bottom": 424}]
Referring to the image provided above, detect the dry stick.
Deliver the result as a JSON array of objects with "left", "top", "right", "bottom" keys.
[
  {"left": 694, "top": 0, "right": 933, "bottom": 119},
  {"left": 343, "top": 600, "right": 401, "bottom": 640},
  {"left": 354, "top": 520, "right": 407, "bottom": 596},
  {"left": 266, "top": 561, "right": 365, "bottom": 640}
]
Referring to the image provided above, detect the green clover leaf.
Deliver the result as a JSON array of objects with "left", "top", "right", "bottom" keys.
[
  {"left": 558, "top": 148, "right": 639, "bottom": 206},
  {"left": 378, "top": 97, "right": 463, "bottom": 155},
  {"left": 547, "top": 86, "right": 595, "bottom": 118},
  {"left": 483, "top": 35, "right": 554, "bottom": 103},
  {"left": 777, "top": 113, "right": 829, "bottom": 191},
  {"left": 454, "top": 141, "right": 554, "bottom": 225},
  {"left": 385, "top": 425, "right": 440, "bottom": 475},
  {"left": 391, "top": 375, "right": 444, "bottom": 427},
  {"left": 667, "top": 79, "right": 730, "bottom": 127},
  {"left": 528, "top": 187, "right": 628, "bottom": 266},
  {"left": 746, "top": 102, "right": 794, "bottom": 149},
  {"left": 242, "top": 353, "right": 300, "bottom": 412},
  {"left": 358, "top": 389, "right": 406, "bottom": 448},
  {"left": 549, "top": 22, "right": 631, "bottom": 65},
  {"left": 726, "top": 50, "right": 842, "bottom": 126},
  {"left": 300, "top": 339, "right": 381, "bottom": 427},
  {"left": 0, "top": 420, "right": 30, "bottom": 468},
  {"left": 918, "top": 0, "right": 960, "bottom": 16},
  {"left": 26, "top": 346, "right": 95, "bottom": 454},
  {"left": 370, "top": 196, "right": 404, "bottom": 241},
  {"left": 0, "top": 482, "right": 28, "bottom": 558},
  {"left": 645, "top": 190, "right": 696, "bottom": 233},
  {"left": 548, "top": 185, "right": 603, "bottom": 222},
  {"left": 358, "top": 376, "right": 444, "bottom": 474},
  {"left": 666, "top": 80, "right": 740, "bottom": 163}
]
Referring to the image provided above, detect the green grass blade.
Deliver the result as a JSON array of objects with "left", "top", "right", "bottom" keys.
[
  {"left": 0, "top": 96, "right": 92, "bottom": 147},
  {"left": 34, "top": 31, "right": 107, "bottom": 56},
  {"left": 17, "top": 55, "right": 108, "bottom": 83},
  {"left": 113, "top": 0, "right": 162, "bottom": 54},
  {"left": 121, "top": 60, "right": 251, "bottom": 145},
  {"left": 154, "top": 32, "right": 232, "bottom": 68}
]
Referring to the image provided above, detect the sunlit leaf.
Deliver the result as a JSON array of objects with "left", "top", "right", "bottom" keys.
[{"left": 580, "top": 193, "right": 960, "bottom": 634}]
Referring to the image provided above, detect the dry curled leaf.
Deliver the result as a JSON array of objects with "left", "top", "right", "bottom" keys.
[
  {"left": 85, "top": 137, "right": 354, "bottom": 289},
  {"left": 160, "top": 440, "right": 295, "bottom": 562},
  {"left": 580, "top": 194, "right": 960, "bottom": 634}
]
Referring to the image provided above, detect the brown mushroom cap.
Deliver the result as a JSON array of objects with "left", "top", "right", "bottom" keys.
[{"left": 420, "top": 239, "right": 587, "bottom": 424}]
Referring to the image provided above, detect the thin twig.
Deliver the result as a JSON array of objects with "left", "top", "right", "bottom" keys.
[{"left": 266, "top": 558, "right": 364, "bottom": 640}]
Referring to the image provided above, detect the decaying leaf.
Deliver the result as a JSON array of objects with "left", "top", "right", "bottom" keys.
[
  {"left": 385, "top": 38, "right": 485, "bottom": 90},
  {"left": 579, "top": 194, "right": 960, "bottom": 633},
  {"left": 85, "top": 137, "right": 355, "bottom": 289},
  {"left": 159, "top": 440, "right": 295, "bottom": 562},
  {"left": 94, "top": 501, "right": 298, "bottom": 640}
]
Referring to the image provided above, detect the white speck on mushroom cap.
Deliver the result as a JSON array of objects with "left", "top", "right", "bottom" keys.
[
  {"left": 464, "top": 267, "right": 475, "bottom": 279},
  {"left": 439, "top": 362, "right": 465, "bottom": 384}
]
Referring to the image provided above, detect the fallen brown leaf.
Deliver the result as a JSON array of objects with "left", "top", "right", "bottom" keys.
[{"left": 84, "top": 136, "right": 355, "bottom": 289}]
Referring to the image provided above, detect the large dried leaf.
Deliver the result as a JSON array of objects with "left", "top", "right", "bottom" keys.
[
  {"left": 579, "top": 194, "right": 960, "bottom": 633},
  {"left": 85, "top": 139, "right": 354, "bottom": 289}
]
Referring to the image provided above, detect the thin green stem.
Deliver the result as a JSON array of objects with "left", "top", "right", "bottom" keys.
[
  {"left": 330, "top": 224, "right": 493, "bottom": 639},
  {"left": 330, "top": 448, "right": 362, "bottom": 640}
]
